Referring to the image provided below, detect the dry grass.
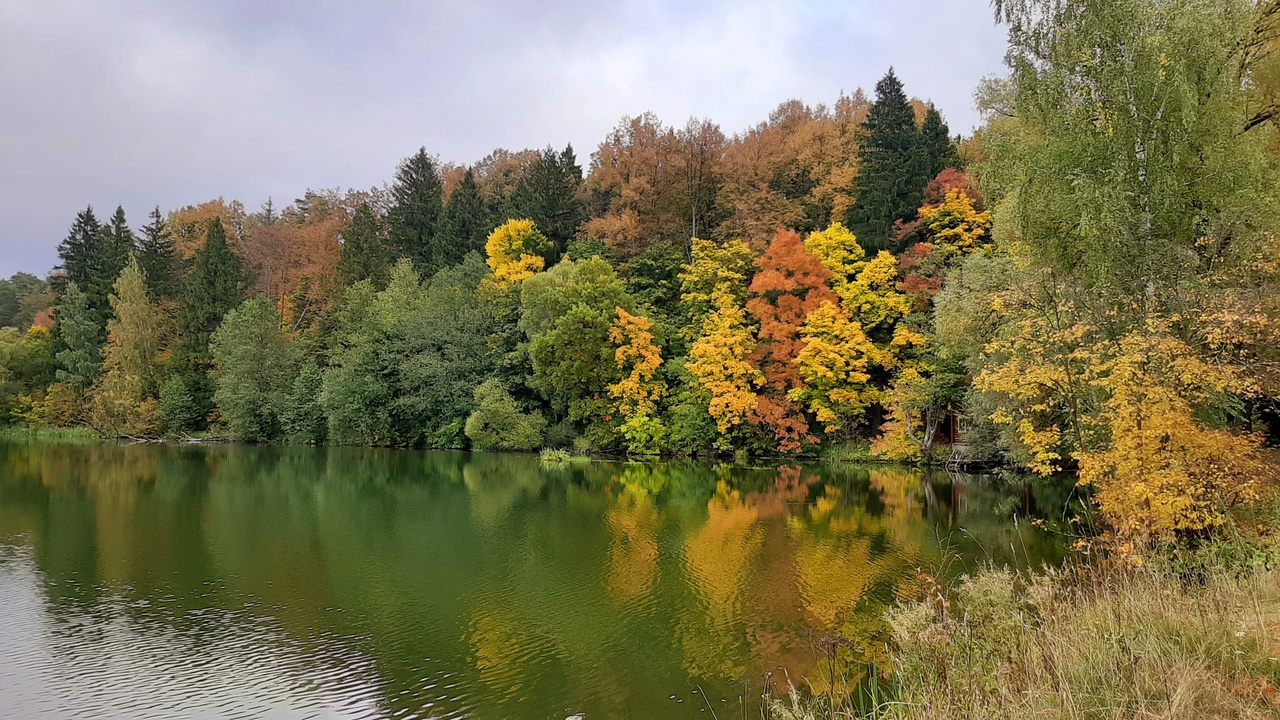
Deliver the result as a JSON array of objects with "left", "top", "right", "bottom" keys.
[{"left": 880, "top": 562, "right": 1280, "bottom": 720}]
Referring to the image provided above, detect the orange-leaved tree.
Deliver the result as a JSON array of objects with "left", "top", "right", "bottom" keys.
[{"left": 746, "top": 229, "right": 837, "bottom": 451}]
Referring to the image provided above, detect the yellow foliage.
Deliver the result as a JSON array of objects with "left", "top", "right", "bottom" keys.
[
  {"left": 678, "top": 237, "right": 756, "bottom": 325},
  {"left": 918, "top": 189, "right": 992, "bottom": 254},
  {"left": 792, "top": 301, "right": 877, "bottom": 434},
  {"left": 687, "top": 288, "right": 763, "bottom": 438},
  {"left": 607, "top": 307, "right": 667, "bottom": 453},
  {"left": 804, "top": 222, "right": 865, "bottom": 291},
  {"left": 1077, "top": 331, "right": 1268, "bottom": 539},
  {"left": 484, "top": 219, "right": 549, "bottom": 287}
]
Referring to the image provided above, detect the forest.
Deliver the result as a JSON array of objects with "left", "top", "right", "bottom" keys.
[{"left": 3, "top": 0, "right": 1279, "bottom": 542}]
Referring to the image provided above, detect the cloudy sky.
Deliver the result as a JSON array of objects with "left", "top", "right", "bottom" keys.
[{"left": 0, "top": 0, "right": 1008, "bottom": 277}]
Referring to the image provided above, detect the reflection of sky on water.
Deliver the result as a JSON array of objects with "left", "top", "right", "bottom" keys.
[{"left": 0, "top": 442, "right": 1074, "bottom": 719}]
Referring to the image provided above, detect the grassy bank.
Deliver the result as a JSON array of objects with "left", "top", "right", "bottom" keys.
[
  {"left": 767, "top": 493, "right": 1280, "bottom": 720},
  {"left": 0, "top": 426, "right": 101, "bottom": 444}
]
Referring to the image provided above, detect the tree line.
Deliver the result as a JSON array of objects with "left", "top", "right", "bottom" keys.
[{"left": 4, "top": 0, "right": 1280, "bottom": 541}]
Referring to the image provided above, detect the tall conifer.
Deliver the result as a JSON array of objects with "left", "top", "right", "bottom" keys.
[
  {"left": 846, "top": 69, "right": 925, "bottom": 250},
  {"left": 388, "top": 147, "right": 445, "bottom": 273}
]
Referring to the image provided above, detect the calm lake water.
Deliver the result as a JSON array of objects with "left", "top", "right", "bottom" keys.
[{"left": 0, "top": 440, "right": 1075, "bottom": 719}]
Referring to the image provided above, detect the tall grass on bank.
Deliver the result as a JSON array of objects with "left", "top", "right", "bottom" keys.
[
  {"left": 0, "top": 426, "right": 101, "bottom": 444},
  {"left": 882, "top": 561, "right": 1280, "bottom": 719}
]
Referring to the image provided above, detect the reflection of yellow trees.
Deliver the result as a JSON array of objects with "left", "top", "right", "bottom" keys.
[
  {"left": 792, "top": 481, "right": 912, "bottom": 690},
  {"left": 869, "top": 468, "right": 923, "bottom": 523},
  {"left": 467, "top": 600, "right": 533, "bottom": 698},
  {"left": 677, "top": 481, "right": 764, "bottom": 678},
  {"left": 605, "top": 468, "right": 661, "bottom": 606}
]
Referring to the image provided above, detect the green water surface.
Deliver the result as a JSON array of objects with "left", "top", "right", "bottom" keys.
[{"left": 0, "top": 441, "right": 1074, "bottom": 719}]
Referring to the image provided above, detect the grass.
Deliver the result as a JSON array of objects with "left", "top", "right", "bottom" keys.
[
  {"left": 765, "top": 542, "right": 1280, "bottom": 720},
  {"left": 0, "top": 425, "right": 101, "bottom": 444}
]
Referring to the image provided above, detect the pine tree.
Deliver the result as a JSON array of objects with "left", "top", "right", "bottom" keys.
[
  {"left": 387, "top": 147, "right": 445, "bottom": 273},
  {"left": 138, "top": 206, "right": 181, "bottom": 302},
  {"left": 53, "top": 282, "right": 102, "bottom": 392},
  {"left": 441, "top": 168, "right": 489, "bottom": 264},
  {"left": 846, "top": 69, "right": 926, "bottom": 251},
  {"left": 918, "top": 105, "right": 958, "bottom": 182},
  {"left": 507, "top": 145, "right": 584, "bottom": 255},
  {"left": 337, "top": 203, "right": 392, "bottom": 288}
]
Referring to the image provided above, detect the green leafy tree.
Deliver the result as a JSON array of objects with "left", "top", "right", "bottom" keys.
[
  {"left": 157, "top": 374, "right": 203, "bottom": 435},
  {"left": 917, "top": 104, "right": 958, "bottom": 181},
  {"left": 464, "top": 379, "right": 546, "bottom": 451},
  {"left": 281, "top": 363, "right": 327, "bottom": 444},
  {"left": 520, "top": 257, "right": 633, "bottom": 430},
  {"left": 846, "top": 69, "right": 926, "bottom": 250},
  {"left": 388, "top": 147, "right": 445, "bottom": 273},
  {"left": 89, "top": 258, "right": 167, "bottom": 435},
  {"left": 337, "top": 203, "right": 392, "bottom": 288},
  {"left": 210, "top": 298, "right": 297, "bottom": 442}
]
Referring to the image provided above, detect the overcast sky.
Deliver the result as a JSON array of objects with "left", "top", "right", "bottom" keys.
[{"left": 0, "top": 0, "right": 1008, "bottom": 278}]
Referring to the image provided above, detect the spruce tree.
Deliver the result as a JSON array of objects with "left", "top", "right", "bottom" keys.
[
  {"left": 53, "top": 282, "right": 102, "bottom": 392},
  {"left": 918, "top": 104, "right": 959, "bottom": 182},
  {"left": 138, "top": 206, "right": 181, "bottom": 302},
  {"left": 56, "top": 207, "right": 102, "bottom": 292},
  {"left": 441, "top": 168, "right": 489, "bottom": 264},
  {"left": 846, "top": 69, "right": 926, "bottom": 250},
  {"left": 508, "top": 145, "right": 583, "bottom": 256},
  {"left": 175, "top": 218, "right": 247, "bottom": 422},
  {"left": 337, "top": 203, "right": 392, "bottom": 288},
  {"left": 387, "top": 147, "right": 445, "bottom": 273}
]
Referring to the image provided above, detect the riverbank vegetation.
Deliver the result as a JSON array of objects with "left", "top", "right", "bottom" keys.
[{"left": 2, "top": 0, "right": 1280, "bottom": 712}]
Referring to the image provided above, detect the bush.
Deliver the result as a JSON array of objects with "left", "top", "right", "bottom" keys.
[
  {"left": 464, "top": 380, "right": 545, "bottom": 451},
  {"left": 157, "top": 375, "right": 203, "bottom": 435}
]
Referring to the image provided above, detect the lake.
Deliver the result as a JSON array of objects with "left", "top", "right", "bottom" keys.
[{"left": 0, "top": 440, "right": 1074, "bottom": 719}]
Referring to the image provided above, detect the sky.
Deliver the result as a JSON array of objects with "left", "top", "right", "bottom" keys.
[{"left": 0, "top": 0, "right": 1009, "bottom": 278}]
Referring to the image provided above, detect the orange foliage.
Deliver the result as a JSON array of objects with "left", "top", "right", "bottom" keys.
[{"left": 746, "top": 229, "right": 838, "bottom": 451}]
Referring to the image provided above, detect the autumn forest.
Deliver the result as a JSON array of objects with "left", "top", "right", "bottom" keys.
[{"left": 4, "top": 0, "right": 1280, "bottom": 541}]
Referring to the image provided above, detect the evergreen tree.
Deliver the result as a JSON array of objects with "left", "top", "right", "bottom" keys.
[
  {"left": 508, "top": 145, "right": 584, "bottom": 256},
  {"left": 56, "top": 207, "right": 103, "bottom": 294},
  {"left": 918, "top": 104, "right": 959, "bottom": 181},
  {"left": 53, "top": 282, "right": 101, "bottom": 392},
  {"left": 176, "top": 218, "right": 247, "bottom": 419},
  {"left": 846, "top": 69, "right": 926, "bottom": 251},
  {"left": 337, "top": 203, "right": 392, "bottom": 288},
  {"left": 387, "top": 147, "right": 445, "bottom": 273},
  {"left": 441, "top": 168, "right": 489, "bottom": 264},
  {"left": 138, "top": 206, "right": 181, "bottom": 302}
]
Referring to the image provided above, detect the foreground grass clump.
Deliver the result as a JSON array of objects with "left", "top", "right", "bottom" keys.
[{"left": 880, "top": 562, "right": 1280, "bottom": 719}]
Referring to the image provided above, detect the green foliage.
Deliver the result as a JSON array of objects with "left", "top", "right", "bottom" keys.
[
  {"left": 0, "top": 273, "right": 47, "bottom": 330},
  {"left": 210, "top": 298, "right": 297, "bottom": 442},
  {"left": 441, "top": 168, "right": 490, "bottom": 263},
  {"left": 157, "top": 374, "right": 203, "bottom": 435},
  {"left": 388, "top": 147, "right": 446, "bottom": 273},
  {"left": 53, "top": 282, "right": 101, "bottom": 392},
  {"left": 337, "top": 203, "right": 392, "bottom": 288},
  {"left": 137, "top": 206, "right": 181, "bottom": 302},
  {"left": 464, "top": 379, "right": 546, "bottom": 451},
  {"left": 847, "top": 70, "right": 930, "bottom": 250},
  {"left": 281, "top": 363, "right": 327, "bottom": 445},
  {"left": 505, "top": 145, "right": 583, "bottom": 255}
]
